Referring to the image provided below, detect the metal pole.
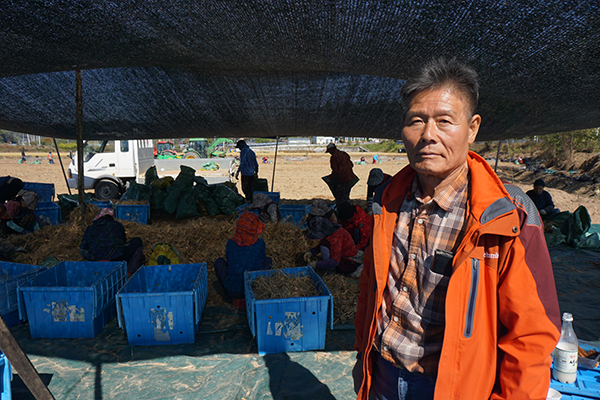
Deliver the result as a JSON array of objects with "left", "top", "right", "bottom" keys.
[
  {"left": 76, "top": 70, "right": 85, "bottom": 231},
  {"left": 53, "top": 138, "right": 72, "bottom": 195},
  {"left": 271, "top": 136, "right": 279, "bottom": 192},
  {"left": 494, "top": 140, "right": 502, "bottom": 172}
]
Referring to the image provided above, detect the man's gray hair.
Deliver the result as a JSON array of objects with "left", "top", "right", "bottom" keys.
[{"left": 400, "top": 57, "right": 479, "bottom": 118}]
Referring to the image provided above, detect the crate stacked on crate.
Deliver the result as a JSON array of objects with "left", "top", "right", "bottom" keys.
[
  {"left": 244, "top": 266, "right": 333, "bottom": 355},
  {"left": 280, "top": 204, "right": 312, "bottom": 229},
  {"left": 23, "top": 182, "right": 61, "bottom": 226},
  {"left": 117, "top": 263, "right": 208, "bottom": 346},
  {"left": 18, "top": 261, "right": 127, "bottom": 338},
  {"left": 116, "top": 202, "right": 150, "bottom": 224},
  {"left": 0, "top": 262, "right": 47, "bottom": 328}
]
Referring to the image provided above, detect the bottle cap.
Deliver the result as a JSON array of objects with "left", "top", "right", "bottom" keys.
[{"left": 562, "top": 312, "right": 573, "bottom": 322}]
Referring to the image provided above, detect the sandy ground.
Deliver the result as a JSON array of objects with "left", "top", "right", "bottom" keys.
[{"left": 2, "top": 151, "right": 600, "bottom": 223}]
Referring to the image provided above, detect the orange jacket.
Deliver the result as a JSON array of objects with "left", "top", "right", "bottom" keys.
[{"left": 354, "top": 152, "right": 561, "bottom": 400}]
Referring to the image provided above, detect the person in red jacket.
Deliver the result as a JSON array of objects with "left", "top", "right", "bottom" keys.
[
  {"left": 324, "top": 143, "right": 358, "bottom": 206},
  {"left": 353, "top": 58, "right": 560, "bottom": 400},
  {"left": 337, "top": 202, "right": 372, "bottom": 250},
  {"left": 303, "top": 216, "right": 361, "bottom": 275}
]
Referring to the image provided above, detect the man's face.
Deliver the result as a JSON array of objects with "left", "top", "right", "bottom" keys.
[
  {"left": 534, "top": 185, "right": 544, "bottom": 195},
  {"left": 401, "top": 86, "right": 481, "bottom": 182}
]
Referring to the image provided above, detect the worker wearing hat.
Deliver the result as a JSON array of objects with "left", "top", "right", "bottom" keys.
[
  {"left": 366, "top": 168, "right": 392, "bottom": 214},
  {"left": 235, "top": 140, "right": 259, "bottom": 203},
  {"left": 324, "top": 143, "right": 358, "bottom": 206},
  {"left": 526, "top": 179, "right": 559, "bottom": 216}
]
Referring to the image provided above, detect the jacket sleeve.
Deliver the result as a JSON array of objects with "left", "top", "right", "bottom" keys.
[{"left": 492, "top": 216, "right": 561, "bottom": 399}]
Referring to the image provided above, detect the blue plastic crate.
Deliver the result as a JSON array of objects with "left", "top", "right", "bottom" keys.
[
  {"left": 87, "top": 200, "right": 113, "bottom": 209},
  {"left": 551, "top": 342, "right": 600, "bottom": 400},
  {"left": 116, "top": 202, "right": 150, "bottom": 224},
  {"left": 116, "top": 263, "right": 208, "bottom": 346},
  {"left": 18, "top": 261, "right": 127, "bottom": 338},
  {"left": 35, "top": 201, "right": 61, "bottom": 226},
  {"left": 254, "top": 191, "right": 280, "bottom": 205},
  {"left": 23, "top": 182, "right": 55, "bottom": 202},
  {"left": 0, "top": 262, "right": 48, "bottom": 328},
  {"left": 244, "top": 266, "right": 333, "bottom": 355},
  {"left": 0, "top": 352, "right": 12, "bottom": 400},
  {"left": 280, "top": 204, "right": 312, "bottom": 229},
  {"left": 235, "top": 204, "right": 259, "bottom": 218}
]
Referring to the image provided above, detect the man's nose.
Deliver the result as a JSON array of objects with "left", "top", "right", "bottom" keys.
[{"left": 420, "top": 121, "right": 438, "bottom": 142}]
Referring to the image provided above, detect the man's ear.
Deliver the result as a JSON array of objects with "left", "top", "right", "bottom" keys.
[{"left": 468, "top": 114, "right": 481, "bottom": 144}]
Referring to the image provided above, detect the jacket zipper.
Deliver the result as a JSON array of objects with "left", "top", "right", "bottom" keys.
[{"left": 464, "top": 258, "right": 479, "bottom": 338}]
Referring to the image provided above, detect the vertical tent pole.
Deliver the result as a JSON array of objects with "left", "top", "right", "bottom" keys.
[
  {"left": 494, "top": 140, "right": 502, "bottom": 173},
  {"left": 271, "top": 136, "right": 279, "bottom": 192},
  {"left": 53, "top": 138, "right": 72, "bottom": 195},
  {"left": 76, "top": 70, "right": 85, "bottom": 231}
]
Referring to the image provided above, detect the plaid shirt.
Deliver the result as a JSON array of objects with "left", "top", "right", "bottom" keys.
[{"left": 375, "top": 166, "right": 469, "bottom": 375}]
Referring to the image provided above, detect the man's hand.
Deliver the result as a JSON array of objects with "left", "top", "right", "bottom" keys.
[
  {"left": 303, "top": 251, "right": 312, "bottom": 262},
  {"left": 308, "top": 260, "right": 318, "bottom": 269},
  {"left": 540, "top": 209, "right": 547, "bottom": 216}
]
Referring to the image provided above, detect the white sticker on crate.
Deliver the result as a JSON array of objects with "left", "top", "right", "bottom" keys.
[
  {"left": 43, "top": 300, "right": 85, "bottom": 322},
  {"left": 266, "top": 312, "right": 304, "bottom": 340},
  {"left": 149, "top": 307, "right": 173, "bottom": 341}
]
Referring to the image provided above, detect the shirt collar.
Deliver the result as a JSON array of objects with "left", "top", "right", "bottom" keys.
[{"left": 411, "top": 165, "right": 469, "bottom": 211}]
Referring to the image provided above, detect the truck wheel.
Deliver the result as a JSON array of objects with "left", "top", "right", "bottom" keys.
[
  {"left": 95, "top": 180, "right": 120, "bottom": 200},
  {"left": 185, "top": 152, "right": 199, "bottom": 159}
]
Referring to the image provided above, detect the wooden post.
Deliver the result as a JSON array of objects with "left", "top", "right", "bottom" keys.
[
  {"left": 76, "top": 70, "right": 85, "bottom": 231},
  {"left": 0, "top": 315, "right": 55, "bottom": 399},
  {"left": 53, "top": 138, "right": 71, "bottom": 195},
  {"left": 271, "top": 136, "right": 279, "bottom": 192}
]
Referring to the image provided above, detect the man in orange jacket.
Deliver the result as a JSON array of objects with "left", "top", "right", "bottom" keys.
[{"left": 353, "top": 58, "right": 561, "bottom": 400}]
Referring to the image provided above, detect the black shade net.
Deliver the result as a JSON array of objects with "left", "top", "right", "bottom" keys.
[{"left": 0, "top": 0, "right": 599, "bottom": 141}]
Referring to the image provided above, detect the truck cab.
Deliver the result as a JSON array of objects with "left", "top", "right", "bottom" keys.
[{"left": 68, "top": 139, "right": 154, "bottom": 199}]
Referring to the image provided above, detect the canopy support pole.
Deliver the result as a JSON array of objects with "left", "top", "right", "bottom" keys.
[
  {"left": 54, "top": 138, "right": 71, "bottom": 195},
  {"left": 76, "top": 70, "right": 85, "bottom": 231},
  {"left": 271, "top": 136, "right": 279, "bottom": 192},
  {"left": 494, "top": 140, "right": 502, "bottom": 172}
]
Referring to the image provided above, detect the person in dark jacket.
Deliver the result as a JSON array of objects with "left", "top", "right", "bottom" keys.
[
  {"left": 80, "top": 208, "right": 144, "bottom": 277},
  {"left": 366, "top": 168, "right": 392, "bottom": 214},
  {"left": 526, "top": 179, "right": 559, "bottom": 215},
  {"left": 235, "top": 140, "right": 259, "bottom": 203},
  {"left": 214, "top": 211, "right": 272, "bottom": 309}
]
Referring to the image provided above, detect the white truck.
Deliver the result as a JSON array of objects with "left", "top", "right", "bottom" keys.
[{"left": 67, "top": 139, "right": 154, "bottom": 199}]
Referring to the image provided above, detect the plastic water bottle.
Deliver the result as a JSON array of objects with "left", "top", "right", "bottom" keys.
[{"left": 552, "top": 312, "right": 578, "bottom": 384}]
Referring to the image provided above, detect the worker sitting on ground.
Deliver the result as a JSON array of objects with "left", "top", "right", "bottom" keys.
[
  {"left": 304, "top": 216, "right": 362, "bottom": 276},
  {"left": 0, "top": 191, "right": 39, "bottom": 235},
  {"left": 306, "top": 199, "right": 338, "bottom": 224},
  {"left": 526, "top": 179, "right": 560, "bottom": 216},
  {"left": 214, "top": 212, "right": 272, "bottom": 309},
  {"left": 249, "top": 192, "right": 280, "bottom": 223},
  {"left": 366, "top": 168, "right": 392, "bottom": 214},
  {"left": 80, "top": 208, "right": 144, "bottom": 277},
  {"left": 0, "top": 176, "right": 24, "bottom": 204},
  {"left": 337, "top": 202, "right": 372, "bottom": 250}
]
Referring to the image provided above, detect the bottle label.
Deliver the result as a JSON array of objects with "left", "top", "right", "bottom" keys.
[{"left": 554, "top": 348, "right": 578, "bottom": 374}]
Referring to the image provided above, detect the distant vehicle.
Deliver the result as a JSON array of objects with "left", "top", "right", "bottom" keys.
[
  {"left": 183, "top": 138, "right": 234, "bottom": 159},
  {"left": 68, "top": 140, "right": 154, "bottom": 199},
  {"left": 154, "top": 140, "right": 178, "bottom": 159}
]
